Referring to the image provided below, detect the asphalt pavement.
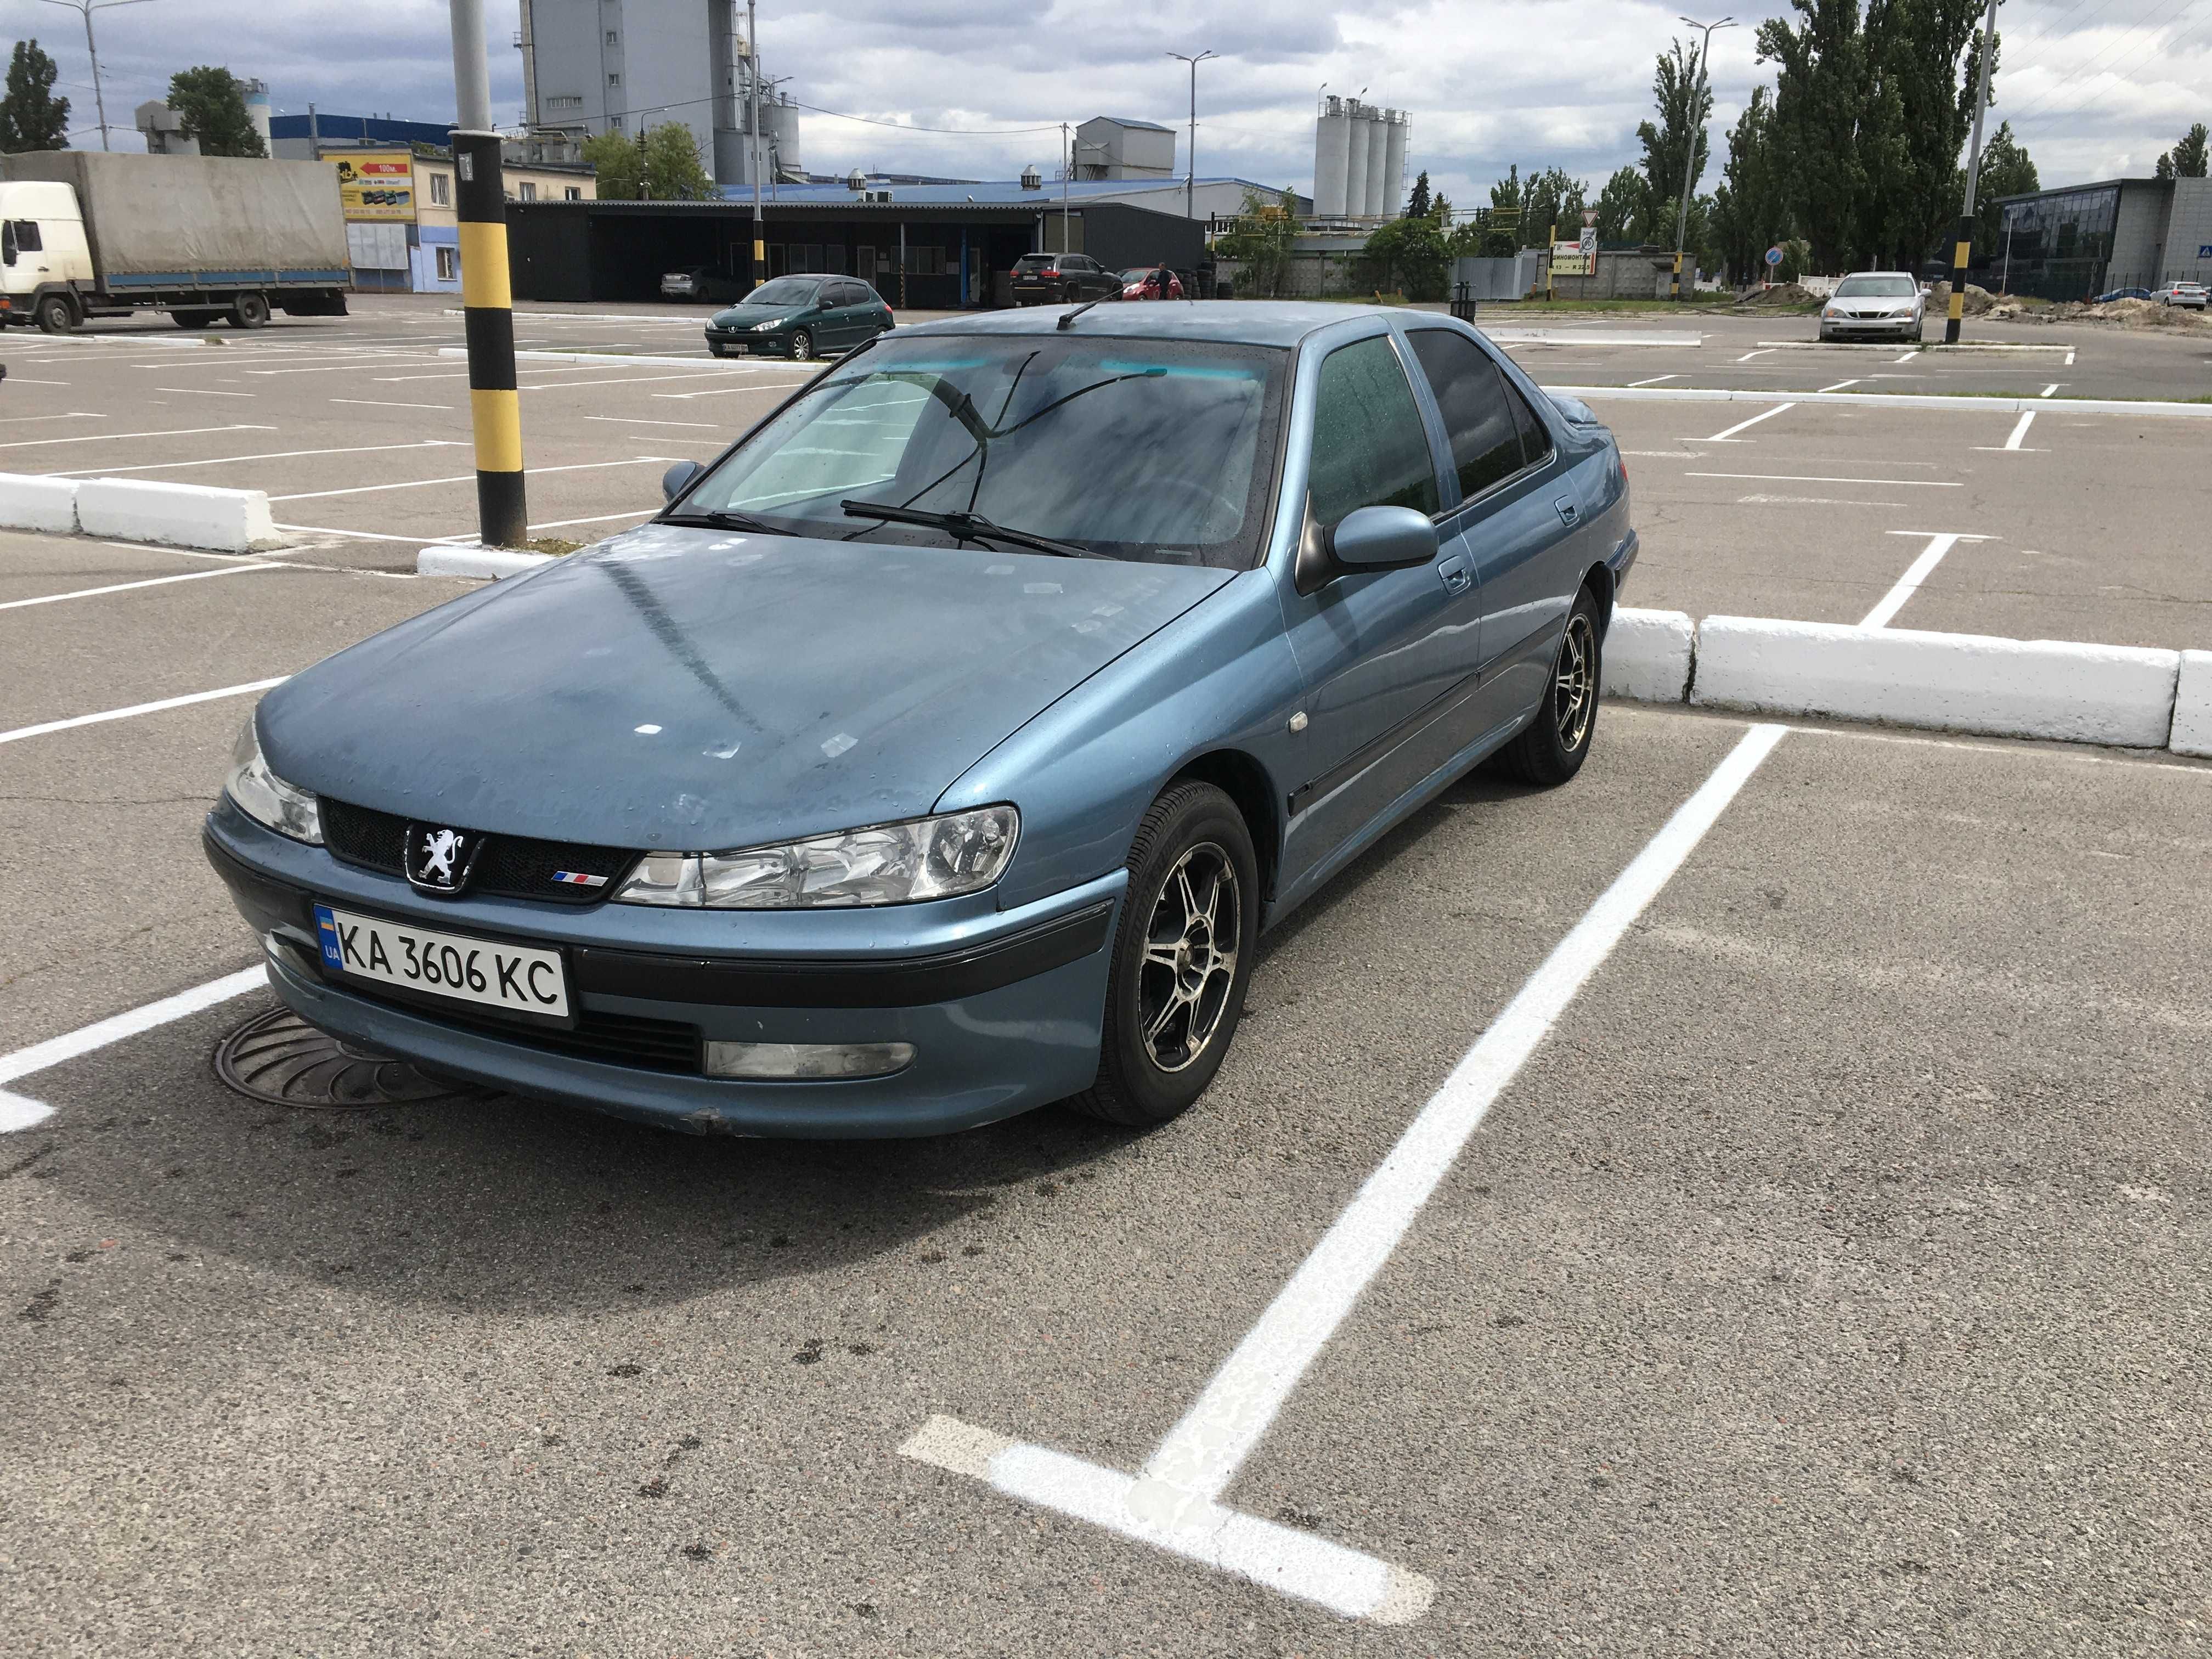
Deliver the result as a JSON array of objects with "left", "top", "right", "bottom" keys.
[{"left": 3, "top": 292, "right": 2211, "bottom": 1656}]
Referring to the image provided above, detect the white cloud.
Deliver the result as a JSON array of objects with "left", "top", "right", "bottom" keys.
[{"left": 0, "top": 0, "right": 2199, "bottom": 197}]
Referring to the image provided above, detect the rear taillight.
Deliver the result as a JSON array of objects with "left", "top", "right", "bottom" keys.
[{"left": 1041, "top": 268, "right": 1059, "bottom": 278}]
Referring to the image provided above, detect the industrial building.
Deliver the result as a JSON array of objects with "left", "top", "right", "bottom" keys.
[
  {"left": 749, "top": 173, "right": 1310, "bottom": 225},
  {"left": 505, "top": 196, "right": 1206, "bottom": 307},
  {"left": 517, "top": 0, "right": 799, "bottom": 189},
  {"left": 1993, "top": 174, "right": 2212, "bottom": 299},
  {"left": 1072, "top": 117, "right": 1175, "bottom": 179},
  {"left": 1311, "top": 95, "right": 1408, "bottom": 223}
]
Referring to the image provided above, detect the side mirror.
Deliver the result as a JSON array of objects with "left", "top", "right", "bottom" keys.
[
  {"left": 1327, "top": 505, "right": 1438, "bottom": 571},
  {"left": 661, "top": 459, "right": 706, "bottom": 504}
]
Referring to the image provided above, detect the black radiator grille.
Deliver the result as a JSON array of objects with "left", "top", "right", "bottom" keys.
[
  {"left": 334, "top": 973, "right": 702, "bottom": 1074},
  {"left": 319, "top": 799, "right": 640, "bottom": 906}
]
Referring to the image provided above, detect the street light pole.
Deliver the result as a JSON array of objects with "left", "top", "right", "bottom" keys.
[
  {"left": 447, "top": 0, "right": 527, "bottom": 548},
  {"left": 746, "top": 0, "right": 763, "bottom": 283},
  {"left": 1945, "top": 0, "right": 2000, "bottom": 344},
  {"left": 1167, "top": 49, "right": 1217, "bottom": 220},
  {"left": 1671, "top": 15, "right": 1733, "bottom": 301},
  {"left": 38, "top": 0, "right": 157, "bottom": 153}
]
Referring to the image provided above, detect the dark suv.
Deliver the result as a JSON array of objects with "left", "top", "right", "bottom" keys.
[{"left": 1010, "top": 253, "right": 1121, "bottom": 305}]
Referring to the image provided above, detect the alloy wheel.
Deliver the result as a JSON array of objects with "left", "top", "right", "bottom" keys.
[
  {"left": 1555, "top": 612, "right": 1596, "bottom": 751},
  {"left": 1137, "top": 841, "right": 1241, "bottom": 1073}
]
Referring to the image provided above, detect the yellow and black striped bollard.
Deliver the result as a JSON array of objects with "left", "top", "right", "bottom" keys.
[{"left": 453, "top": 129, "right": 526, "bottom": 548}]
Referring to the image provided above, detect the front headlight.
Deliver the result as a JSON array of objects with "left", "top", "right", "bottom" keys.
[
  {"left": 1822, "top": 305, "right": 1838, "bottom": 318},
  {"left": 224, "top": 715, "right": 323, "bottom": 844},
  {"left": 613, "top": 804, "right": 1018, "bottom": 909},
  {"left": 752, "top": 318, "right": 785, "bottom": 332}
]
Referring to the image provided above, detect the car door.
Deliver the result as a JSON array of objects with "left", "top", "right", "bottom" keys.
[
  {"left": 1276, "top": 331, "right": 1470, "bottom": 884},
  {"left": 822, "top": 281, "right": 863, "bottom": 347},
  {"left": 1405, "top": 327, "right": 1575, "bottom": 737}
]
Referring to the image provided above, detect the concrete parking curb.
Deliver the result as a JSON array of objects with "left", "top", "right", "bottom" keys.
[
  {"left": 75, "top": 477, "right": 280, "bottom": 552},
  {"left": 2172, "top": 651, "right": 2212, "bottom": 758},
  {"left": 1600, "top": 607, "right": 1695, "bottom": 701},
  {"left": 0, "top": 472, "right": 82, "bottom": 534},
  {"left": 416, "top": 544, "right": 556, "bottom": 579},
  {"left": 1547, "top": 384, "right": 2212, "bottom": 419}
]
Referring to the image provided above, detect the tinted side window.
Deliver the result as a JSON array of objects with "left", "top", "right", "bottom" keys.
[
  {"left": 15, "top": 220, "right": 42, "bottom": 252},
  {"left": 1307, "top": 336, "right": 1441, "bottom": 529},
  {"left": 1504, "top": 377, "right": 1554, "bottom": 467},
  {"left": 1407, "top": 330, "right": 1525, "bottom": 502}
]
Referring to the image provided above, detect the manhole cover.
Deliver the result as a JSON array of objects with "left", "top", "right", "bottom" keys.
[{"left": 215, "top": 1008, "right": 478, "bottom": 1110}]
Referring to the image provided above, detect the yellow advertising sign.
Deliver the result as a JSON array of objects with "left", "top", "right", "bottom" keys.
[
  {"left": 1550, "top": 252, "right": 1592, "bottom": 277},
  {"left": 330, "top": 150, "right": 415, "bottom": 222}
]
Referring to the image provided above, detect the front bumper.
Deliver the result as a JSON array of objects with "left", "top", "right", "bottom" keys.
[
  {"left": 704, "top": 326, "right": 798, "bottom": 356},
  {"left": 204, "top": 799, "right": 1121, "bottom": 1138},
  {"left": 1819, "top": 312, "right": 1921, "bottom": 336}
]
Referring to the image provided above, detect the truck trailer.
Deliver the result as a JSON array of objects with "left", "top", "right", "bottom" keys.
[{"left": 0, "top": 151, "right": 351, "bottom": 332}]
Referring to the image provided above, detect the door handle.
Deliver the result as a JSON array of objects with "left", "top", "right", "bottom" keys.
[
  {"left": 1554, "top": 496, "right": 1580, "bottom": 527},
  {"left": 1438, "top": 552, "right": 1472, "bottom": 595}
]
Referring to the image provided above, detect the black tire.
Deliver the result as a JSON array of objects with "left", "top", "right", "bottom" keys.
[
  {"left": 172, "top": 308, "right": 221, "bottom": 330},
  {"left": 34, "top": 293, "right": 76, "bottom": 335},
  {"left": 1497, "top": 585, "right": 1602, "bottom": 786},
  {"left": 227, "top": 292, "right": 272, "bottom": 329},
  {"left": 1066, "top": 781, "right": 1259, "bottom": 1128},
  {"left": 789, "top": 328, "right": 812, "bottom": 360}
]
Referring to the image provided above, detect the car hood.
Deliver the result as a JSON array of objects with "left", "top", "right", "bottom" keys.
[
  {"left": 258, "top": 524, "right": 1233, "bottom": 853},
  {"left": 710, "top": 302, "right": 804, "bottom": 326}
]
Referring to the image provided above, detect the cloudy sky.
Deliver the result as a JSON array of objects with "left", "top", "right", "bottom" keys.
[{"left": 4, "top": 0, "right": 2205, "bottom": 205}]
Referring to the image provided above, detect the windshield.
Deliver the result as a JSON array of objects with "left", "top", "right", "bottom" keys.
[
  {"left": 1835, "top": 275, "right": 1917, "bottom": 297},
  {"left": 745, "top": 278, "right": 821, "bottom": 306},
  {"left": 674, "top": 333, "right": 1289, "bottom": 568}
]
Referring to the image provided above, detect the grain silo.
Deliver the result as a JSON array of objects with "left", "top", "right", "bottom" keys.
[
  {"left": 1313, "top": 95, "right": 1352, "bottom": 219},
  {"left": 1382, "top": 110, "right": 1409, "bottom": 219},
  {"left": 1344, "top": 101, "right": 1373, "bottom": 219},
  {"left": 1362, "top": 108, "right": 1389, "bottom": 221}
]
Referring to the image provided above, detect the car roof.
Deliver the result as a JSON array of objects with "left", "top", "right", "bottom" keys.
[{"left": 895, "top": 300, "right": 1416, "bottom": 349}]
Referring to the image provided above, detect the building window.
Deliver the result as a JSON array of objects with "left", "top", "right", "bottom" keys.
[
  {"left": 564, "top": 186, "right": 582, "bottom": 201},
  {"left": 518, "top": 181, "right": 538, "bottom": 202},
  {"left": 611, "top": 116, "right": 623, "bottom": 131},
  {"left": 606, "top": 29, "right": 618, "bottom": 45},
  {"left": 428, "top": 171, "right": 450, "bottom": 206},
  {"left": 435, "top": 245, "right": 458, "bottom": 281},
  {"left": 606, "top": 72, "right": 619, "bottom": 86}
]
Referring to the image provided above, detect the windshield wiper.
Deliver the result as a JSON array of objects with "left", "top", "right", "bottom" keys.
[
  {"left": 658, "top": 508, "right": 797, "bottom": 535},
  {"left": 839, "top": 500, "right": 1106, "bottom": 559}
]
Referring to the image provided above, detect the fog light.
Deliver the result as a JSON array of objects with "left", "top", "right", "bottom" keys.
[{"left": 703, "top": 1040, "right": 915, "bottom": 1081}]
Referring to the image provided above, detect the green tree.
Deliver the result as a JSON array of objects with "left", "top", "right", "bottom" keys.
[
  {"left": 1519, "top": 166, "right": 1587, "bottom": 250},
  {"left": 638, "top": 121, "right": 715, "bottom": 199},
  {"left": 0, "top": 40, "right": 69, "bottom": 153},
  {"left": 1758, "top": 0, "right": 1873, "bottom": 273},
  {"left": 1594, "top": 166, "right": 1645, "bottom": 243},
  {"left": 1403, "top": 168, "right": 1431, "bottom": 218},
  {"left": 1638, "top": 38, "right": 1714, "bottom": 225},
  {"left": 2170, "top": 121, "right": 2209, "bottom": 178},
  {"left": 2155, "top": 150, "right": 2174, "bottom": 180},
  {"left": 1215, "top": 186, "right": 1300, "bottom": 296},
  {"left": 166, "top": 66, "right": 267, "bottom": 157},
  {"left": 582, "top": 129, "right": 645, "bottom": 198},
  {"left": 1361, "top": 212, "right": 1450, "bottom": 298},
  {"left": 1863, "top": 0, "right": 1998, "bottom": 272},
  {"left": 1709, "top": 86, "right": 1790, "bottom": 282},
  {"left": 1972, "top": 119, "right": 2038, "bottom": 261}
]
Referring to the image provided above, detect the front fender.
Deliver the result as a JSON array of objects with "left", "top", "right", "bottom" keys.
[{"left": 934, "top": 569, "right": 1302, "bottom": 913}]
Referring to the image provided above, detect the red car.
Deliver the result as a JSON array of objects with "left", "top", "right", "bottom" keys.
[{"left": 1118, "top": 266, "right": 1186, "bottom": 300}]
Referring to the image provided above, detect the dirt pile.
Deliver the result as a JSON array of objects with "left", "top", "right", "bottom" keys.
[
  {"left": 1731, "top": 282, "right": 1819, "bottom": 308},
  {"left": 2006, "top": 295, "right": 2212, "bottom": 330},
  {"left": 1926, "top": 280, "right": 1999, "bottom": 316}
]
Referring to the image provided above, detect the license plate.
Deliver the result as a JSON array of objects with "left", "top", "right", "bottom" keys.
[{"left": 312, "top": 904, "right": 569, "bottom": 1019}]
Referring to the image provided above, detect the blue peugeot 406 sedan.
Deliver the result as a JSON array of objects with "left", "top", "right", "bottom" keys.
[{"left": 204, "top": 303, "right": 1635, "bottom": 1137}]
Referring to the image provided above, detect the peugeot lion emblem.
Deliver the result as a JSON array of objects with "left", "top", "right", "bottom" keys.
[{"left": 404, "top": 824, "right": 479, "bottom": 895}]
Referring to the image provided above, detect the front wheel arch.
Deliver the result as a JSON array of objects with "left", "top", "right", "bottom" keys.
[{"left": 1165, "top": 748, "right": 1281, "bottom": 906}]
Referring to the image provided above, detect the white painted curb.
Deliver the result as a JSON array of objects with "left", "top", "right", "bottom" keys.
[
  {"left": 75, "top": 477, "right": 279, "bottom": 552},
  {"left": 1544, "top": 383, "right": 2212, "bottom": 419},
  {"left": 416, "top": 544, "right": 556, "bottom": 579},
  {"left": 0, "top": 472, "right": 81, "bottom": 533},
  {"left": 1690, "top": 617, "right": 2180, "bottom": 748},
  {"left": 1602, "top": 606, "right": 1695, "bottom": 702},
  {"left": 2171, "top": 651, "right": 2212, "bottom": 758}
]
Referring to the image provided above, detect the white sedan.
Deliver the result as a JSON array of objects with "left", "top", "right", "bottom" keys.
[
  {"left": 1819, "top": 272, "right": 1927, "bottom": 341},
  {"left": 2152, "top": 281, "right": 2208, "bottom": 309}
]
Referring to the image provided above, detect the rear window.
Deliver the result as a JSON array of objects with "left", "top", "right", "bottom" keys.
[{"left": 1014, "top": 256, "right": 1056, "bottom": 270}]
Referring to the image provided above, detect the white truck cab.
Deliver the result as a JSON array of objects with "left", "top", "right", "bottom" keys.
[{"left": 0, "top": 180, "right": 95, "bottom": 331}]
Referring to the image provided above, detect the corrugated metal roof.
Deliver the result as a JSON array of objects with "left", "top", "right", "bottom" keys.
[{"left": 1082, "top": 116, "right": 1173, "bottom": 133}]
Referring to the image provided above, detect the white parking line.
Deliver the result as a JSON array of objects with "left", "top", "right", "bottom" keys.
[
  {"left": 1689, "top": 471, "right": 1961, "bottom": 487},
  {"left": 0, "top": 676, "right": 284, "bottom": 748},
  {"left": 1893, "top": 351, "right": 1917, "bottom": 364},
  {"left": 0, "top": 412, "right": 103, "bottom": 425},
  {"left": 153, "top": 386, "right": 257, "bottom": 398},
  {"left": 1735, "top": 349, "right": 1772, "bottom": 362},
  {"left": 1699, "top": 403, "right": 1796, "bottom": 442},
  {"left": 43, "top": 439, "right": 466, "bottom": 478},
  {"left": 1625, "top": 374, "right": 1680, "bottom": 387},
  {"left": 1, "top": 968, "right": 267, "bottom": 1133},
  {"left": 1818, "top": 379, "right": 1860, "bottom": 392},
  {"left": 903, "top": 723, "right": 1792, "bottom": 1625},
  {"left": 654, "top": 378, "right": 812, "bottom": 400},
  {"left": 583, "top": 414, "right": 724, "bottom": 428},
  {"left": 2039, "top": 383, "right": 2059, "bottom": 397},
  {"left": 0, "top": 564, "right": 285, "bottom": 612},
  {"left": 270, "top": 455, "right": 674, "bottom": 503},
  {"left": 0, "top": 424, "right": 275, "bottom": 452},
  {"left": 1859, "top": 530, "right": 1994, "bottom": 628},
  {"left": 330, "top": 398, "right": 456, "bottom": 411},
  {"left": 2005, "top": 409, "right": 2035, "bottom": 449}
]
